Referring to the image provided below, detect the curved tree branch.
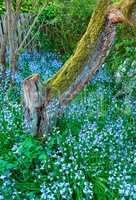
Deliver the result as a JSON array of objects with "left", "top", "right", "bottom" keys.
[{"left": 23, "top": 0, "right": 136, "bottom": 136}]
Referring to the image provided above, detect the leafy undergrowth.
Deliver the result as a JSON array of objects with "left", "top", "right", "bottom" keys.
[{"left": 0, "top": 49, "right": 136, "bottom": 200}]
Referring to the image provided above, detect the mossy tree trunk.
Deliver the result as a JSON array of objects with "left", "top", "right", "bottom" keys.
[{"left": 23, "top": 0, "right": 136, "bottom": 137}]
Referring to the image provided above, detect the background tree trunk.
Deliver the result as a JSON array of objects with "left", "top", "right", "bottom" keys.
[
  {"left": 0, "top": 36, "right": 7, "bottom": 81},
  {"left": 3, "top": 0, "right": 50, "bottom": 83},
  {"left": 23, "top": 0, "right": 136, "bottom": 137},
  {"left": 5, "top": 0, "right": 17, "bottom": 83},
  {"left": 0, "top": 14, "right": 8, "bottom": 83}
]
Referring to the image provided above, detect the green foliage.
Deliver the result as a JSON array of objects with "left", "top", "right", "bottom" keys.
[
  {"left": 0, "top": 0, "right": 4, "bottom": 14},
  {"left": 0, "top": 0, "right": 48, "bottom": 14},
  {"left": 0, "top": 0, "right": 97, "bottom": 55},
  {"left": 0, "top": 0, "right": 135, "bottom": 199},
  {"left": 106, "top": 23, "right": 136, "bottom": 97},
  {"left": 36, "top": 0, "right": 97, "bottom": 54}
]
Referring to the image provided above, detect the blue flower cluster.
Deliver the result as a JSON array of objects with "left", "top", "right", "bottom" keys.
[{"left": 0, "top": 51, "right": 135, "bottom": 199}]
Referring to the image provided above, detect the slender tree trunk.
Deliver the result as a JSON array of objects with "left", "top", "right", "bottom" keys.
[
  {"left": 23, "top": 0, "right": 136, "bottom": 137},
  {"left": 4, "top": 0, "right": 50, "bottom": 84},
  {"left": 5, "top": 0, "right": 17, "bottom": 83},
  {"left": 0, "top": 14, "right": 8, "bottom": 83},
  {"left": 0, "top": 37, "right": 7, "bottom": 81}
]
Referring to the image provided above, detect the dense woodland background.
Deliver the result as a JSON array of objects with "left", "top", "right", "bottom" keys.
[{"left": 0, "top": 0, "right": 136, "bottom": 199}]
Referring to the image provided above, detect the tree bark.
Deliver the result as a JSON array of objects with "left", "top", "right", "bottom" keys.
[
  {"left": 5, "top": 0, "right": 17, "bottom": 83},
  {"left": 23, "top": 0, "right": 136, "bottom": 137},
  {"left": 0, "top": 36, "right": 7, "bottom": 81},
  {"left": 0, "top": 14, "right": 8, "bottom": 83},
  {"left": 4, "top": 0, "right": 50, "bottom": 84}
]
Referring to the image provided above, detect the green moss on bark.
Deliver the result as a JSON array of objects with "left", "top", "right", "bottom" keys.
[
  {"left": 43, "top": 0, "right": 111, "bottom": 99},
  {"left": 115, "top": 0, "right": 136, "bottom": 19},
  {"left": 121, "top": 0, "right": 135, "bottom": 17}
]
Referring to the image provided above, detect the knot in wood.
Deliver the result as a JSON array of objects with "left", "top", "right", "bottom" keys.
[{"left": 108, "top": 8, "right": 126, "bottom": 24}]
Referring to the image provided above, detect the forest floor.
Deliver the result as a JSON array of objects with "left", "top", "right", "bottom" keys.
[{"left": 0, "top": 51, "right": 135, "bottom": 200}]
